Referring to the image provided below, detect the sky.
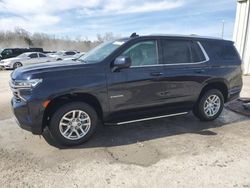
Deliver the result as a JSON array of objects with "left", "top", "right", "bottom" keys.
[{"left": 0, "top": 0, "right": 237, "bottom": 41}]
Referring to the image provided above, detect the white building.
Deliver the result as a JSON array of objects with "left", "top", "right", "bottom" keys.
[{"left": 234, "top": 0, "right": 250, "bottom": 75}]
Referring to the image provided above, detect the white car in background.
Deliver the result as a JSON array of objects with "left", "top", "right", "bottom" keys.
[
  {"left": 0, "top": 52, "right": 56, "bottom": 69},
  {"left": 63, "top": 52, "right": 86, "bottom": 61},
  {"left": 49, "top": 51, "right": 78, "bottom": 60}
]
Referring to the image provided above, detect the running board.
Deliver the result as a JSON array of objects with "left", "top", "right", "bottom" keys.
[{"left": 108, "top": 112, "right": 189, "bottom": 126}]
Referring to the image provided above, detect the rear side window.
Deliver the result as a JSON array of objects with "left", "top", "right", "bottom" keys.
[
  {"left": 191, "top": 42, "right": 206, "bottom": 62},
  {"left": 39, "top": 53, "right": 46, "bottom": 57},
  {"left": 201, "top": 41, "right": 239, "bottom": 60},
  {"left": 1, "top": 49, "right": 12, "bottom": 56},
  {"left": 29, "top": 53, "right": 38, "bottom": 58},
  {"left": 162, "top": 40, "right": 206, "bottom": 64}
]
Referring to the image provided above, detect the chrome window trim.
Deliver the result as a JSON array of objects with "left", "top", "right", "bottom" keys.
[{"left": 130, "top": 41, "right": 210, "bottom": 68}]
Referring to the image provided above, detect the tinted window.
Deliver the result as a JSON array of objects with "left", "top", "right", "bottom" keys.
[
  {"left": 201, "top": 41, "right": 238, "bottom": 60},
  {"left": 162, "top": 40, "right": 192, "bottom": 64},
  {"left": 39, "top": 53, "right": 46, "bottom": 57},
  {"left": 191, "top": 42, "right": 206, "bottom": 62},
  {"left": 1, "top": 49, "right": 12, "bottom": 56},
  {"left": 162, "top": 40, "right": 207, "bottom": 64},
  {"left": 29, "top": 53, "right": 38, "bottom": 58},
  {"left": 65, "top": 51, "right": 76, "bottom": 55},
  {"left": 121, "top": 41, "right": 158, "bottom": 66}
]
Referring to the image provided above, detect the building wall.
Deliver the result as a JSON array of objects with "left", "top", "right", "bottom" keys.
[{"left": 233, "top": 0, "right": 250, "bottom": 75}]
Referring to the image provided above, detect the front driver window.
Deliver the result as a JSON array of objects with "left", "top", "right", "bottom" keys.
[{"left": 121, "top": 41, "right": 158, "bottom": 66}]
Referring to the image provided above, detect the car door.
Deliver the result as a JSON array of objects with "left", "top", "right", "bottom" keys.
[
  {"left": 160, "top": 39, "right": 208, "bottom": 108},
  {"left": 107, "top": 39, "right": 169, "bottom": 119},
  {"left": 38, "top": 53, "right": 49, "bottom": 63},
  {"left": 25, "top": 53, "right": 39, "bottom": 65}
]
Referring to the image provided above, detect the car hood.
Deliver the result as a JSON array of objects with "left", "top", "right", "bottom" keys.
[{"left": 11, "top": 60, "right": 90, "bottom": 80}]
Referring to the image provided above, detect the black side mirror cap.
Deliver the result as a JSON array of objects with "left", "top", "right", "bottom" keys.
[{"left": 113, "top": 56, "right": 131, "bottom": 71}]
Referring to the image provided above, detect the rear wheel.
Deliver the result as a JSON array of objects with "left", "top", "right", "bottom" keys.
[
  {"left": 13, "top": 62, "right": 23, "bottom": 69},
  {"left": 193, "top": 89, "right": 224, "bottom": 121},
  {"left": 49, "top": 102, "right": 99, "bottom": 146}
]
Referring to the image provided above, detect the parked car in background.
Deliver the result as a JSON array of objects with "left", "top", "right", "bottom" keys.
[
  {"left": 63, "top": 52, "right": 86, "bottom": 61},
  {"left": 49, "top": 51, "right": 78, "bottom": 60},
  {"left": 0, "top": 52, "right": 55, "bottom": 69},
  {"left": 43, "top": 51, "right": 57, "bottom": 54},
  {"left": 0, "top": 48, "right": 43, "bottom": 60},
  {"left": 10, "top": 34, "right": 243, "bottom": 146}
]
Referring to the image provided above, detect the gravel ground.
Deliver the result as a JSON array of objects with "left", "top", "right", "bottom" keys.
[{"left": 0, "top": 70, "right": 250, "bottom": 188}]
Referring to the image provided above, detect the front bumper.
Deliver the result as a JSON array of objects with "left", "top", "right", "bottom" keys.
[
  {"left": 0, "top": 64, "right": 11, "bottom": 69},
  {"left": 11, "top": 98, "right": 44, "bottom": 135}
]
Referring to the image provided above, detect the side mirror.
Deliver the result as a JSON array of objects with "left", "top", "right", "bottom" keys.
[{"left": 113, "top": 56, "right": 131, "bottom": 71}]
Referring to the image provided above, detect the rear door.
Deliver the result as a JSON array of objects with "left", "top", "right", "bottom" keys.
[
  {"left": 25, "top": 53, "right": 39, "bottom": 65},
  {"left": 38, "top": 53, "right": 49, "bottom": 63},
  {"left": 107, "top": 39, "right": 169, "bottom": 119},
  {"left": 160, "top": 39, "right": 209, "bottom": 108}
]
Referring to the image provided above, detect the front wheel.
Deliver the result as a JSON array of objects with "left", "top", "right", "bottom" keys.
[
  {"left": 193, "top": 89, "right": 224, "bottom": 121},
  {"left": 13, "top": 62, "right": 23, "bottom": 69},
  {"left": 49, "top": 102, "right": 99, "bottom": 146}
]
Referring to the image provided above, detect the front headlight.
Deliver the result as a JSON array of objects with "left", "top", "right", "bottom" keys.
[
  {"left": 2, "top": 60, "right": 11, "bottom": 65},
  {"left": 11, "top": 79, "right": 43, "bottom": 89}
]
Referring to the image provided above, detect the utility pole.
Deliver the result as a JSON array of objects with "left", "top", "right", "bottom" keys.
[{"left": 222, "top": 20, "right": 225, "bottom": 39}]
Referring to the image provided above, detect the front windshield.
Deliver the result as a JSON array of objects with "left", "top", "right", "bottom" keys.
[{"left": 78, "top": 40, "right": 126, "bottom": 63}]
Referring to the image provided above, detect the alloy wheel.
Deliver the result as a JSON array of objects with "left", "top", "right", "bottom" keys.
[
  {"left": 59, "top": 110, "right": 91, "bottom": 140},
  {"left": 204, "top": 94, "right": 221, "bottom": 117}
]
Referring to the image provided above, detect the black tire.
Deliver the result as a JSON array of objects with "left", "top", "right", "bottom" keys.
[
  {"left": 13, "top": 62, "right": 23, "bottom": 69},
  {"left": 193, "top": 89, "right": 224, "bottom": 121},
  {"left": 57, "top": 58, "right": 62, "bottom": 61},
  {"left": 49, "top": 102, "right": 99, "bottom": 146}
]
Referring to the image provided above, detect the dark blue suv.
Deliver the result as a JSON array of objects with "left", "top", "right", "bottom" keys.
[{"left": 10, "top": 34, "right": 242, "bottom": 146}]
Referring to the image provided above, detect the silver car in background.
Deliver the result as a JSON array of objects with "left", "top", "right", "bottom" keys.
[
  {"left": 0, "top": 52, "right": 56, "bottom": 69},
  {"left": 49, "top": 51, "right": 78, "bottom": 61},
  {"left": 63, "top": 52, "right": 86, "bottom": 61}
]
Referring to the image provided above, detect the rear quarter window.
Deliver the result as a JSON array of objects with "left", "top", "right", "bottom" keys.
[{"left": 201, "top": 41, "right": 239, "bottom": 61}]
